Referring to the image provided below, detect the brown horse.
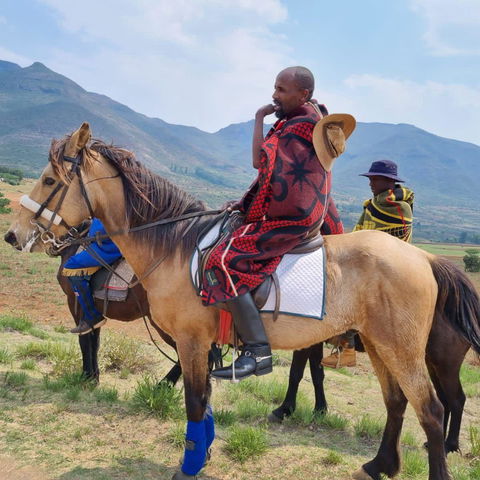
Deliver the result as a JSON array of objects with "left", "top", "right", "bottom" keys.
[
  {"left": 5, "top": 123, "right": 480, "bottom": 480},
  {"left": 56, "top": 242, "right": 183, "bottom": 384}
]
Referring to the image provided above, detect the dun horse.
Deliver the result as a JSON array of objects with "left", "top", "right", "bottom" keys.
[{"left": 5, "top": 123, "right": 480, "bottom": 480}]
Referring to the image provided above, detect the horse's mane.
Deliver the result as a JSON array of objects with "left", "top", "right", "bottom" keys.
[{"left": 49, "top": 137, "right": 210, "bottom": 258}]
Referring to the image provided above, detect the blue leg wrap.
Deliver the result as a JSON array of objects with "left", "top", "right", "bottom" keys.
[
  {"left": 204, "top": 405, "right": 215, "bottom": 450},
  {"left": 181, "top": 420, "right": 206, "bottom": 476},
  {"left": 68, "top": 276, "right": 102, "bottom": 324}
]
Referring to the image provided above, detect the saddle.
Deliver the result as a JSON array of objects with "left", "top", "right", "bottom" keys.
[
  {"left": 91, "top": 258, "right": 135, "bottom": 302},
  {"left": 195, "top": 212, "right": 324, "bottom": 315}
]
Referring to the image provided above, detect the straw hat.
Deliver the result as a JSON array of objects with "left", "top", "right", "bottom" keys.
[{"left": 312, "top": 114, "right": 356, "bottom": 171}]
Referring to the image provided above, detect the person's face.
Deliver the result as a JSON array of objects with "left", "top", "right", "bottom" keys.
[
  {"left": 368, "top": 175, "right": 395, "bottom": 196},
  {"left": 272, "top": 71, "right": 309, "bottom": 119}
]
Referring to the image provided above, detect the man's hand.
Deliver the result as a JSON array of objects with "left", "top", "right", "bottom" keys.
[
  {"left": 221, "top": 199, "right": 241, "bottom": 212},
  {"left": 256, "top": 104, "right": 276, "bottom": 118}
]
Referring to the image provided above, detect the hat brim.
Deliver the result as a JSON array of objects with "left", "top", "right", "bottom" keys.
[
  {"left": 359, "top": 172, "right": 404, "bottom": 182},
  {"left": 312, "top": 113, "right": 356, "bottom": 172}
]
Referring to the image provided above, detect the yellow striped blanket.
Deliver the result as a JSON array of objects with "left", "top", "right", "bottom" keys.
[{"left": 353, "top": 186, "right": 414, "bottom": 242}]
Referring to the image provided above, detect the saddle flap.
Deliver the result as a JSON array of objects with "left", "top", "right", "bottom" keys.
[{"left": 93, "top": 259, "right": 135, "bottom": 302}]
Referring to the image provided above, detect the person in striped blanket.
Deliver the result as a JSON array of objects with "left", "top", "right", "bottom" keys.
[{"left": 321, "top": 159, "right": 414, "bottom": 368}]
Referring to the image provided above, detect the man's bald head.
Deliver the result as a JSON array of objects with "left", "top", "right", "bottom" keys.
[
  {"left": 272, "top": 66, "right": 315, "bottom": 118},
  {"left": 279, "top": 66, "right": 315, "bottom": 101}
]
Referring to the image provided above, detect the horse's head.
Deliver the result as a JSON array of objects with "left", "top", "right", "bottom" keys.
[{"left": 4, "top": 122, "right": 97, "bottom": 252}]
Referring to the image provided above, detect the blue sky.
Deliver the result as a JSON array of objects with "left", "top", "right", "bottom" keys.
[{"left": 0, "top": 0, "right": 479, "bottom": 145}]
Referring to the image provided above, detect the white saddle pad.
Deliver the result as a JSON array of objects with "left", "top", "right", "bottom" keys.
[{"left": 190, "top": 219, "right": 326, "bottom": 320}]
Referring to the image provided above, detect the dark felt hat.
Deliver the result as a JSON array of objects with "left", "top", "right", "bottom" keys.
[{"left": 360, "top": 160, "right": 404, "bottom": 182}]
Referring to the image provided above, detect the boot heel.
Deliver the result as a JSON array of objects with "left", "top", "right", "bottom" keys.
[{"left": 255, "top": 364, "right": 273, "bottom": 376}]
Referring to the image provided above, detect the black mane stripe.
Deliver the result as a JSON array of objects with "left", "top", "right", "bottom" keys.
[{"left": 49, "top": 137, "right": 211, "bottom": 259}]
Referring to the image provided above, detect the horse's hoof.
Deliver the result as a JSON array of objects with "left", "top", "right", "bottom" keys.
[
  {"left": 172, "top": 471, "right": 197, "bottom": 480},
  {"left": 351, "top": 467, "right": 374, "bottom": 480},
  {"left": 267, "top": 411, "right": 283, "bottom": 423}
]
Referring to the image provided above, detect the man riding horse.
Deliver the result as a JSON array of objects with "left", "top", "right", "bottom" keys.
[{"left": 201, "top": 66, "right": 354, "bottom": 380}]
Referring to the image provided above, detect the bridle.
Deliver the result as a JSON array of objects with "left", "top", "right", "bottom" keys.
[{"left": 20, "top": 151, "right": 96, "bottom": 252}]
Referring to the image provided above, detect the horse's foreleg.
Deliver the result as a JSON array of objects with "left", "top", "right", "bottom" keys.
[
  {"left": 174, "top": 341, "right": 212, "bottom": 480},
  {"left": 269, "top": 347, "right": 310, "bottom": 422},
  {"left": 353, "top": 339, "right": 407, "bottom": 480},
  {"left": 309, "top": 342, "right": 327, "bottom": 414}
]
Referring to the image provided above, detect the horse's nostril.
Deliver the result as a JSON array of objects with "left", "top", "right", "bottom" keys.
[{"left": 4, "top": 231, "right": 17, "bottom": 245}]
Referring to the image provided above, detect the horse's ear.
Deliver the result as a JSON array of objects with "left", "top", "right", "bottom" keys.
[{"left": 64, "top": 122, "right": 92, "bottom": 158}]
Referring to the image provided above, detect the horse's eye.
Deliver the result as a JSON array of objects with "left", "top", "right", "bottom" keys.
[{"left": 44, "top": 177, "right": 56, "bottom": 186}]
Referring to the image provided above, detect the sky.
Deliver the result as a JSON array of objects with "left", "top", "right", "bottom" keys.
[{"left": 0, "top": 0, "right": 479, "bottom": 145}]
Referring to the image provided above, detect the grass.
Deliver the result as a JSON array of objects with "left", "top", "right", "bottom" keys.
[
  {"left": 3, "top": 371, "right": 28, "bottom": 387},
  {"left": 354, "top": 414, "right": 384, "bottom": 440},
  {"left": 321, "top": 450, "right": 343, "bottom": 466},
  {"left": 224, "top": 425, "right": 268, "bottom": 463},
  {"left": 19, "top": 358, "right": 36, "bottom": 370},
  {"left": 469, "top": 425, "right": 480, "bottom": 457},
  {"left": 0, "top": 313, "right": 49, "bottom": 339},
  {"left": 402, "top": 449, "right": 428, "bottom": 478},
  {"left": 93, "top": 386, "right": 119, "bottom": 404},
  {"left": 214, "top": 408, "right": 237, "bottom": 427},
  {"left": 167, "top": 422, "right": 186, "bottom": 449},
  {"left": 0, "top": 347, "right": 13, "bottom": 364},
  {"left": 0, "top": 218, "right": 479, "bottom": 480},
  {"left": 131, "top": 376, "right": 184, "bottom": 419},
  {"left": 313, "top": 411, "right": 350, "bottom": 431},
  {"left": 99, "top": 331, "right": 151, "bottom": 373}
]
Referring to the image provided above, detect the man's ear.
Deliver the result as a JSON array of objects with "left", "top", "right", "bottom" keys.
[{"left": 64, "top": 122, "right": 92, "bottom": 158}]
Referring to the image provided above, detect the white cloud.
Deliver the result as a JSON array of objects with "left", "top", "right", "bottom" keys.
[
  {"left": 410, "top": 0, "right": 480, "bottom": 55},
  {"left": 0, "top": 46, "right": 32, "bottom": 66},
  {"left": 341, "top": 74, "right": 480, "bottom": 145},
  {"left": 0, "top": 16, "right": 7, "bottom": 25},
  {"left": 38, "top": 0, "right": 292, "bottom": 131}
]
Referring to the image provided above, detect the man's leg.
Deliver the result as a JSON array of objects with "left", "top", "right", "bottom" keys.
[
  {"left": 211, "top": 292, "right": 272, "bottom": 380},
  {"left": 68, "top": 275, "right": 106, "bottom": 335},
  {"left": 321, "top": 331, "right": 356, "bottom": 368}
]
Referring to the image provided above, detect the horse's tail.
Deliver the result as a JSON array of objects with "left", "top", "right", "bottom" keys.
[{"left": 430, "top": 256, "right": 480, "bottom": 355}]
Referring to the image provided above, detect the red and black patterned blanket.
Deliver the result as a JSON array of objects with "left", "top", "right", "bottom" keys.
[{"left": 201, "top": 103, "right": 342, "bottom": 306}]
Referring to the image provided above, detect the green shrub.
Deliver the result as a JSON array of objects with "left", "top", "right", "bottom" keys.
[
  {"left": 470, "top": 425, "right": 480, "bottom": 457},
  {"left": 215, "top": 409, "right": 237, "bottom": 427},
  {"left": 464, "top": 251, "right": 480, "bottom": 272},
  {"left": 0, "top": 347, "right": 13, "bottom": 364},
  {"left": 224, "top": 425, "right": 268, "bottom": 463},
  {"left": 20, "top": 359, "right": 36, "bottom": 370},
  {"left": 131, "top": 376, "right": 183, "bottom": 419},
  {"left": 4, "top": 371, "right": 28, "bottom": 387},
  {"left": 100, "top": 331, "right": 150, "bottom": 372}
]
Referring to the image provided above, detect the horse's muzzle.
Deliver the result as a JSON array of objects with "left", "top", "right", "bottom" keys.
[{"left": 4, "top": 231, "right": 21, "bottom": 250}]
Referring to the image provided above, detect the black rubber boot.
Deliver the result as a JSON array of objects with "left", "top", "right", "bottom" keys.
[{"left": 211, "top": 293, "right": 272, "bottom": 380}]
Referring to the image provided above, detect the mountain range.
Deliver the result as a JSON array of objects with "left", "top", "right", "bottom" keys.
[{"left": 1, "top": 60, "right": 479, "bottom": 242}]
